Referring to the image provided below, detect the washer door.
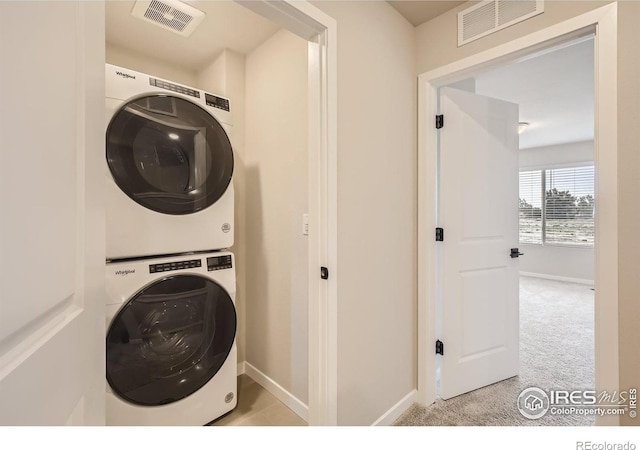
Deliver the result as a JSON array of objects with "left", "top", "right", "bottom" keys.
[
  {"left": 106, "top": 95, "right": 233, "bottom": 215},
  {"left": 106, "top": 275, "right": 236, "bottom": 406}
]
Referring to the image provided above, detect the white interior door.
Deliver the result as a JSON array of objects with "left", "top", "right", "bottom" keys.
[
  {"left": 0, "top": 2, "right": 105, "bottom": 424},
  {"left": 438, "top": 87, "right": 520, "bottom": 400}
]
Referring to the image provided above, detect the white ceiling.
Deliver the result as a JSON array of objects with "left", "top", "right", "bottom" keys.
[
  {"left": 387, "top": 1, "right": 468, "bottom": 27},
  {"left": 473, "top": 38, "right": 594, "bottom": 149},
  {"left": 105, "top": 1, "right": 281, "bottom": 72},
  {"left": 106, "top": 1, "right": 469, "bottom": 72}
]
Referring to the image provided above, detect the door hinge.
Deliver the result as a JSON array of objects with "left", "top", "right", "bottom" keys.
[
  {"left": 435, "top": 227, "right": 444, "bottom": 242},
  {"left": 435, "top": 115, "right": 444, "bottom": 129},
  {"left": 320, "top": 266, "right": 329, "bottom": 280},
  {"left": 436, "top": 339, "right": 444, "bottom": 355}
]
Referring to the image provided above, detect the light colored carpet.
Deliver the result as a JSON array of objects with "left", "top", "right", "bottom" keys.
[{"left": 395, "top": 276, "right": 595, "bottom": 426}]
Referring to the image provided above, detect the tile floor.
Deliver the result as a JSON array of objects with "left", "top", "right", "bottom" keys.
[{"left": 208, "top": 374, "right": 307, "bottom": 426}]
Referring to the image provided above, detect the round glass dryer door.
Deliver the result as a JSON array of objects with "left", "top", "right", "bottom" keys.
[
  {"left": 106, "top": 95, "right": 233, "bottom": 215},
  {"left": 106, "top": 275, "right": 236, "bottom": 406}
]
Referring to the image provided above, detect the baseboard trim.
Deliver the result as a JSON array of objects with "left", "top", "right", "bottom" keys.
[
  {"left": 243, "top": 362, "right": 309, "bottom": 422},
  {"left": 520, "top": 271, "right": 594, "bottom": 286},
  {"left": 371, "top": 389, "right": 417, "bottom": 426},
  {"left": 237, "top": 361, "right": 246, "bottom": 376}
]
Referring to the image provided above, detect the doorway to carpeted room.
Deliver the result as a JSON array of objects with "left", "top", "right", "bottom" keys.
[{"left": 395, "top": 276, "right": 594, "bottom": 426}]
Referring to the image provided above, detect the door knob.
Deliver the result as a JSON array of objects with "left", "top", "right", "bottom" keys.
[{"left": 510, "top": 248, "right": 524, "bottom": 258}]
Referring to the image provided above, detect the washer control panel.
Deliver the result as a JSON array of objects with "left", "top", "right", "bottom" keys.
[
  {"left": 207, "top": 255, "right": 233, "bottom": 271},
  {"left": 149, "top": 258, "right": 202, "bottom": 273}
]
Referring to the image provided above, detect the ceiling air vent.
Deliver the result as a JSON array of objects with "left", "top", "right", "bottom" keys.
[
  {"left": 131, "top": 0, "right": 205, "bottom": 37},
  {"left": 458, "top": 0, "right": 544, "bottom": 47}
]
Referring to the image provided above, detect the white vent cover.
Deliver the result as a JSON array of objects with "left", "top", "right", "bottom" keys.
[
  {"left": 458, "top": 0, "right": 544, "bottom": 46},
  {"left": 131, "top": 0, "right": 205, "bottom": 37}
]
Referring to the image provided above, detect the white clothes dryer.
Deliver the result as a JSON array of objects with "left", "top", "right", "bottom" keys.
[
  {"left": 105, "top": 251, "right": 237, "bottom": 425},
  {"left": 105, "top": 64, "right": 234, "bottom": 260}
]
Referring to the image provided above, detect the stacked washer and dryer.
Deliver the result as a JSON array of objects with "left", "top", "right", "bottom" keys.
[{"left": 104, "top": 64, "right": 237, "bottom": 425}]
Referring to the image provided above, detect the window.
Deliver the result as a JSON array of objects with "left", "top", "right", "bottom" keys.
[
  {"left": 519, "top": 170, "right": 542, "bottom": 244},
  {"left": 519, "top": 166, "right": 594, "bottom": 247}
]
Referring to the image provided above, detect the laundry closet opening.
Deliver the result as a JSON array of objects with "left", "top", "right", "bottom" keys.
[{"left": 104, "top": 1, "right": 311, "bottom": 426}]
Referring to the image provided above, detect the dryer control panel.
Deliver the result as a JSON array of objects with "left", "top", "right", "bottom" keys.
[
  {"left": 150, "top": 77, "right": 200, "bottom": 98},
  {"left": 149, "top": 258, "right": 201, "bottom": 273},
  {"left": 205, "top": 93, "right": 230, "bottom": 112},
  {"left": 207, "top": 255, "right": 233, "bottom": 271}
]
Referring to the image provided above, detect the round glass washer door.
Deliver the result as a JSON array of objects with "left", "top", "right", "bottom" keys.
[
  {"left": 106, "top": 275, "right": 236, "bottom": 406},
  {"left": 106, "top": 95, "right": 233, "bottom": 215}
]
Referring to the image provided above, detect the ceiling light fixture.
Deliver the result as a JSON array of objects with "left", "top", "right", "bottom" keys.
[{"left": 518, "top": 122, "right": 530, "bottom": 134}]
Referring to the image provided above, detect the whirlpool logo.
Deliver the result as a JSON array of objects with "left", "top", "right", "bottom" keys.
[
  {"left": 114, "top": 269, "right": 135, "bottom": 276},
  {"left": 115, "top": 71, "right": 136, "bottom": 80}
]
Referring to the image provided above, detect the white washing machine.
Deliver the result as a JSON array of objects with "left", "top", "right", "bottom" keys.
[
  {"left": 105, "top": 64, "right": 234, "bottom": 260},
  {"left": 105, "top": 251, "right": 237, "bottom": 425}
]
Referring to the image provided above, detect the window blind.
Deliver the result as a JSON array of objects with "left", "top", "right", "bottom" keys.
[
  {"left": 519, "top": 170, "right": 542, "bottom": 244},
  {"left": 545, "top": 166, "right": 595, "bottom": 246},
  {"left": 518, "top": 165, "right": 594, "bottom": 247}
]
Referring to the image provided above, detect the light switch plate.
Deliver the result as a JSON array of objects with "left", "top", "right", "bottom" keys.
[{"left": 302, "top": 213, "right": 309, "bottom": 236}]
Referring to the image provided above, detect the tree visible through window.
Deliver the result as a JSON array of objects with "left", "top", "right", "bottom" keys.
[{"left": 519, "top": 166, "right": 594, "bottom": 247}]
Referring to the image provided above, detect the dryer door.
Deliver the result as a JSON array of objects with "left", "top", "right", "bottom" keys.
[
  {"left": 106, "top": 275, "right": 236, "bottom": 406},
  {"left": 106, "top": 95, "right": 233, "bottom": 215}
]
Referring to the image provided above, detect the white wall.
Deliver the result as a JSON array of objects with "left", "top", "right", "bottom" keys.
[
  {"left": 519, "top": 244, "right": 594, "bottom": 283},
  {"left": 416, "top": 1, "right": 611, "bottom": 74},
  {"left": 519, "top": 141, "right": 595, "bottom": 283},
  {"left": 519, "top": 140, "right": 594, "bottom": 169},
  {"left": 105, "top": 42, "right": 197, "bottom": 87},
  {"left": 311, "top": 1, "right": 417, "bottom": 426},
  {"left": 244, "top": 29, "right": 309, "bottom": 405},
  {"left": 197, "top": 51, "right": 227, "bottom": 93}
]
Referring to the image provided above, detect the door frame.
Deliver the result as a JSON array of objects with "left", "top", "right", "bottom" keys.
[
  {"left": 236, "top": 1, "right": 338, "bottom": 426},
  {"left": 417, "top": 3, "right": 619, "bottom": 425}
]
